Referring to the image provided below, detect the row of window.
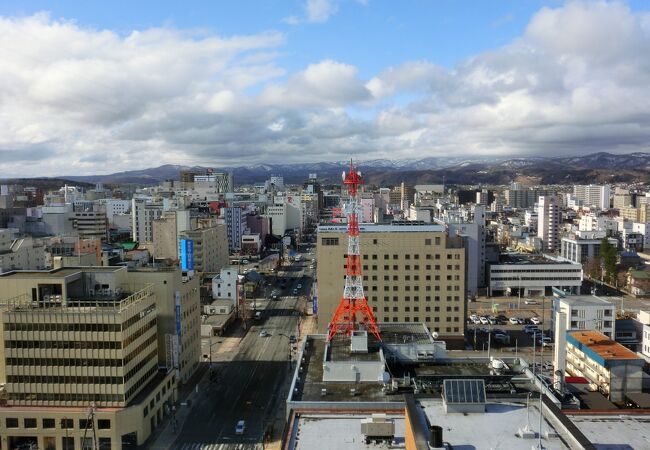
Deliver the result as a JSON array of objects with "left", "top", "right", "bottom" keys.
[
  {"left": 380, "top": 305, "right": 460, "bottom": 313},
  {"left": 377, "top": 317, "right": 461, "bottom": 331},
  {"left": 4, "top": 417, "right": 110, "bottom": 430},
  {"left": 6, "top": 375, "right": 124, "bottom": 385},
  {"left": 491, "top": 277, "right": 582, "bottom": 281},
  {"left": 125, "top": 363, "right": 158, "bottom": 401},
  {"left": 350, "top": 263, "right": 462, "bottom": 272},
  {"left": 490, "top": 269, "right": 582, "bottom": 273},
  {"left": 4, "top": 322, "right": 121, "bottom": 332},
  {"left": 7, "top": 392, "right": 124, "bottom": 403},
  {"left": 5, "top": 340, "right": 122, "bottom": 350},
  {"left": 363, "top": 284, "right": 461, "bottom": 292},
  {"left": 123, "top": 317, "right": 157, "bottom": 348},
  {"left": 362, "top": 274, "right": 457, "bottom": 282},
  {"left": 7, "top": 357, "right": 124, "bottom": 367},
  {"left": 323, "top": 237, "right": 446, "bottom": 247},
  {"left": 367, "top": 295, "right": 462, "bottom": 302},
  {"left": 122, "top": 303, "right": 156, "bottom": 331},
  {"left": 360, "top": 252, "right": 459, "bottom": 260}
]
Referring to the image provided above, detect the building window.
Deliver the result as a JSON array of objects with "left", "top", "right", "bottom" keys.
[
  {"left": 43, "top": 418, "right": 56, "bottom": 429},
  {"left": 98, "top": 438, "right": 111, "bottom": 450},
  {"left": 373, "top": 239, "right": 378, "bottom": 245},
  {"left": 25, "top": 418, "right": 37, "bottom": 428},
  {"left": 425, "top": 239, "right": 432, "bottom": 245},
  {"left": 97, "top": 419, "right": 111, "bottom": 430},
  {"left": 62, "top": 437, "right": 75, "bottom": 450},
  {"left": 6, "top": 418, "right": 18, "bottom": 428},
  {"left": 61, "top": 419, "right": 73, "bottom": 429},
  {"left": 322, "top": 237, "right": 339, "bottom": 246}
]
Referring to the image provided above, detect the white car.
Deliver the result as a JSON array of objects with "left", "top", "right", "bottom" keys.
[
  {"left": 530, "top": 317, "right": 542, "bottom": 325},
  {"left": 297, "top": 283, "right": 302, "bottom": 289},
  {"left": 479, "top": 316, "right": 489, "bottom": 325},
  {"left": 259, "top": 330, "right": 269, "bottom": 337},
  {"left": 235, "top": 420, "right": 245, "bottom": 435},
  {"left": 472, "top": 317, "right": 481, "bottom": 324},
  {"left": 524, "top": 299, "right": 538, "bottom": 305},
  {"left": 509, "top": 317, "right": 519, "bottom": 325},
  {"left": 470, "top": 314, "right": 478, "bottom": 320}
]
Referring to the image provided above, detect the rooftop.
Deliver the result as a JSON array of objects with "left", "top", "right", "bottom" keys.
[
  {"left": 568, "top": 330, "right": 642, "bottom": 362},
  {"left": 376, "top": 322, "right": 433, "bottom": 345},
  {"left": 318, "top": 223, "right": 446, "bottom": 233},
  {"left": 557, "top": 295, "right": 614, "bottom": 307},
  {"left": 569, "top": 414, "right": 650, "bottom": 449},
  {"left": 495, "top": 253, "right": 576, "bottom": 265},
  {"left": 0, "top": 266, "right": 125, "bottom": 279}
]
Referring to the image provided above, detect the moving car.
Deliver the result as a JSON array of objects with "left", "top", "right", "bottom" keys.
[
  {"left": 259, "top": 330, "right": 269, "bottom": 337},
  {"left": 524, "top": 299, "right": 538, "bottom": 305},
  {"left": 235, "top": 420, "right": 246, "bottom": 435}
]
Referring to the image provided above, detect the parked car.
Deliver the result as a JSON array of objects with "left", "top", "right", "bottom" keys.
[
  {"left": 509, "top": 317, "right": 519, "bottom": 325},
  {"left": 235, "top": 420, "right": 246, "bottom": 435},
  {"left": 297, "top": 283, "right": 302, "bottom": 289},
  {"left": 488, "top": 317, "right": 497, "bottom": 325},
  {"left": 479, "top": 316, "right": 489, "bottom": 325},
  {"left": 472, "top": 317, "right": 481, "bottom": 324},
  {"left": 524, "top": 325, "right": 540, "bottom": 334},
  {"left": 530, "top": 317, "right": 542, "bottom": 325},
  {"left": 470, "top": 314, "right": 478, "bottom": 321},
  {"left": 517, "top": 317, "right": 526, "bottom": 325},
  {"left": 289, "top": 335, "right": 297, "bottom": 343},
  {"left": 259, "top": 330, "right": 269, "bottom": 337},
  {"left": 524, "top": 299, "right": 538, "bottom": 305},
  {"left": 493, "top": 333, "right": 510, "bottom": 344}
]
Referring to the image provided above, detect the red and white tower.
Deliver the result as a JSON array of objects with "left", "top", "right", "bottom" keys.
[{"left": 327, "top": 161, "right": 381, "bottom": 342}]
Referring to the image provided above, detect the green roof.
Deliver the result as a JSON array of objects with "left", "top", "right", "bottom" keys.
[
  {"left": 117, "top": 241, "right": 139, "bottom": 251},
  {"left": 630, "top": 270, "right": 650, "bottom": 280}
]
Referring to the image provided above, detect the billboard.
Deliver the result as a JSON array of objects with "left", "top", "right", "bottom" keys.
[
  {"left": 179, "top": 239, "right": 195, "bottom": 270},
  {"left": 174, "top": 291, "right": 182, "bottom": 337}
]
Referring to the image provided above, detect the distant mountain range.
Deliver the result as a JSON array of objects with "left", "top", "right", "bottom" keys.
[{"left": 27, "top": 151, "right": 650, "bottom": 186}]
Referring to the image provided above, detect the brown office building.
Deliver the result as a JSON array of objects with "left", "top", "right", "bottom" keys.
[{"left": 316, "top": 223, "right": 466, "bottom": 348}]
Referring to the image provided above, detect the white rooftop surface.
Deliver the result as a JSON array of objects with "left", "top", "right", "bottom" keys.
[
  {"left": 557, "top": 295, "right": 614, "bottom": 307},
  {"left": 291, "top": 414, "right": 405, "bottom": 450},
  {"left": 570, "top": 414, "right": 650, "bottom": 450},
  {"left": 419, "top": 400, "right": 570, "bottom": 450}
]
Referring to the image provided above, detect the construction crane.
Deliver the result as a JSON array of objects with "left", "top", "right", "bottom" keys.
[{"left": 327, "top": 161, "right": 381, "bottom": 342}]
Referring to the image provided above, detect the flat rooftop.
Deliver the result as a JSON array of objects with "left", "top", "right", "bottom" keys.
[
  {"left": 568, "top": 330, "right": 642, "bottom": 362},
  {"left": 318, "top": 223, "right": 446, "bottom": 233},
  {"left": 376, "top": 322, "right": 433, "bottom": 345},
  {"left": 557, "top": 295, "right": 614, "bottom": 307},
  {"left": 0, "top": 266, "right": 124, "bottom": 279},
  {"left": 495, "top": 253, "right": 574, "bottom": 265},
  {"left": 569, "top": 414, "right": 650, "bottom": 449}
]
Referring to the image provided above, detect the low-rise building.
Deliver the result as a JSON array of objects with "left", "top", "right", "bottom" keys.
[
  {"left": 552, "top": 294, "right": 616, "bottom": 339},
  {"left": 565, "top": 330, "right": 644, "bottom": 401},
  {"left": 639, "top": 310, "right": 650, "bottom": 359},
  {"left": 560, "top": 231, "right": 618, "bottom": 264},
  {"left": 0, "top": 229, "right": 47, "bottom": 273},
  {"left": 488, "top": 253, "right": 583, "bottom": 297}
]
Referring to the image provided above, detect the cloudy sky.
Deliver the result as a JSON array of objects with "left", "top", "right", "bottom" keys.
[{"left": 1, "top": 0, "right": 649, "bottom": 177}]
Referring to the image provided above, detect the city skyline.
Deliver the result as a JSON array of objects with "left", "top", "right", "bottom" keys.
[{"left": 1, "top": 1, "right": 650, "bottom": 177}]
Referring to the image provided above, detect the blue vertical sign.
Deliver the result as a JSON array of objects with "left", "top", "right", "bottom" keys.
[
  {"left": 174, "top": 291, "right": 182, "bottom": 336},
  {"left": 312, "top": 296, "right": 318, "bottom": 315},
  {"left": 179, "top": 239, "right": 195, "bottom": 271}
]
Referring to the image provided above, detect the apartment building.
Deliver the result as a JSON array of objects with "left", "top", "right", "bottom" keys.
[
  {"left": 316, "top": 223, "right": 466, "bottom": 348},
  {"left": 573, "top": 185, "right": 610, "bottom": 210},
  {"left": 565, "top": 330, "right": 644, "bottom": 401},
  {"left": 0, "top": 267, "right": 176, "bottom": 449},
  {"left": 537, "top": 195, "right": 560, "bottom": 252},
  {"left": 0, "top": 229, "right": 47, "bottom": 273},
  {"left": 70, "top": 209, "right": 107, "bottom": 242},
  {"left": 152, "top": 210, "right": 192, "bottom": 260},
  {"left": 224, "top": 207, "right": 248, "bottom": 251},
  {"left": 131, "top": 199, "right": 163, "bottom": 243},
  {"left": 552, "top": 294, "right": 616, "bottom": 339}
]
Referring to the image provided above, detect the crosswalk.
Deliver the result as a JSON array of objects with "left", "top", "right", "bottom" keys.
[{"left": 175, "top": 443, "right": 261, "bottom": 450}]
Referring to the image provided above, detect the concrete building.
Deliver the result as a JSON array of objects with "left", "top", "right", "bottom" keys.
[
  {"left": 0, "top": 229, "right": 47, "bottom": 273},
  {"left": 316, "top": 223, "right": 466, "bottom": 347},
  {"left": 211, "top": 267, "right": 241, "bottom": 309},
  {"left": 565, "top": 330, "right": 644, "bottom": 401},
  {"left": 504, "top": 185, "right": 554, "bottom": 209},
  {"left": 152, "top": 210, "right": 192, "bottom": 260},
  {"left": 223, "top": 207, "right": 249, "bottom": 251},
  {"left": 537, "top": 195, "right": 560, "bottom": 252},
  {"left": 131, "top": 199, "right": 163, "bottom": 243},
  {"left": 0, "top": 267, "right": 177, "bottom": 449},
  {"left": 574, "top": 185, "right": 610, "bottom": 210},
  {"left": 560, "top": 231, "right": 619, "bottom": 265},
  {"left": 552, "top": 294, "right": 615, "bottom": 339},
  {"left": 640, "top": 310, "right": 650, "bottom": 359},
  {"left": 612, "top": 187, "right": 631, "bottom": 210},
  {"left": 128, "top": 267, "right": 201, "bottom": 384},
  {"left": 102, "top": 199, "right": 131, "bottom": 225},
  {"left": 434, "top": 205, "right": 486, "bottom": 297},
  {"left": 179, "top": 224, "right": 229, "bottom": 273},
  {"left": 488, "top": 253, "right": 583, "bottom": 297},
  {"left": 70, "top": 209, "right": 108, "bottom": 242}
]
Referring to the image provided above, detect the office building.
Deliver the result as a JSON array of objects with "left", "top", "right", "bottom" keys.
[
  {"left": 488, "top": 253, "right": 582, "bottom": 297},
  {"left": 537, "top": 195, "right": 560, "bottom": 252},
  {"left": 152, "top": 210, "right": 192, "bottom": 260},
  {"left": 573, "top": 185, "right": 610, "bottom": 210},
  {"left": 565, "top": 330, "right": 644, "bottom": 401},
  {"left": 612, "top": 188, "right": 631, "bottom": 210},
  {"left": 560, "top": 231, "right": 619, "bottom": 264},
  {"left": 316, "top": 223, "right": 466, "bottom": 347},
  {"left": 224, "top": 207, "right": 249, "bottom": 251},
  {"left": 179, "top": 224, "right": 229, "bottom": 273},
  {"left": 504, "top": 185, "right": 554, "bottom": 209},
  {"left": 0, "top": 267, "right": 177, "bottom": 449}
]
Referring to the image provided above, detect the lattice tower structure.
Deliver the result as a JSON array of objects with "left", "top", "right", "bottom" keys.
[{"left": 327, "top": 162, "right": 381, "bottom": 342}]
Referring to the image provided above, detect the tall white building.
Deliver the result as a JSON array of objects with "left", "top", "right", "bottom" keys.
[
  {"left": 552, "top": 294, "right": 615, "bottom": 339},
  {"left": 537, "top": 195, "right": 560, "bottom": 252},
  {"left": 101, "top": 199, "right": 131, "bottom": 224},
  {"left": 573, "top": 185, "right": 611, "bottom": 210},
  {"left": 212, "top": 266, "right": 242, "bottom": 308},
  {"left": 131, "top": 198, "right": 163, "bottom": 243}
]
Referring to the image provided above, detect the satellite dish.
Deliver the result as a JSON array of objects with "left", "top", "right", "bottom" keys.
[{"left": 432, "top": 331, "right": 439, "bottom": 339}]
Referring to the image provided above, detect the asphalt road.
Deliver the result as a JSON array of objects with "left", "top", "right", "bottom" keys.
[{"left": 172, "top": 251, "right": 313, "bottom": 449}]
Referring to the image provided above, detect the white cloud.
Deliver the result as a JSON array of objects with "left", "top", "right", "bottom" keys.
[
  {"left": 2, "top": 2, "right": 650, "bottom": 177},
  {"left": 283, "top": 0, "right": 339, "bottom": 25}
]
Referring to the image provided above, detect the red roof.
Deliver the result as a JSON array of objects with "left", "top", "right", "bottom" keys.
[{"left": 565, "top": 376, "right": 589, "bottom": 384}]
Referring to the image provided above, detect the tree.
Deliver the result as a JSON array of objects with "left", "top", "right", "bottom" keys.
[
  {"left": 585, "top": 256, "right": 601, "bottom": 280},
  {"left": 599, "top": 238, "right": 618, "bottom": 284}
]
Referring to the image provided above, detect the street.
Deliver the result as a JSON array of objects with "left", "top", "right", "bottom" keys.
[{"left": 170, "top": 248, "right": 314, "bottom": 449}]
